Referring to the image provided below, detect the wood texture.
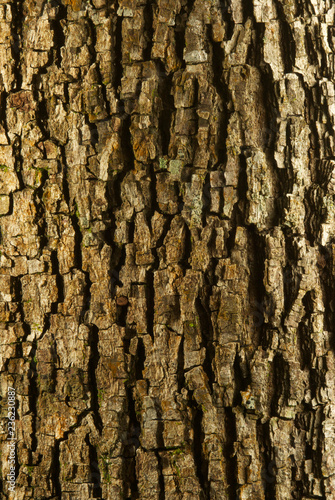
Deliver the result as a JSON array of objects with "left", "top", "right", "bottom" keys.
[{"left": 0, "top": 0, "right": 335, "bottom": 498}]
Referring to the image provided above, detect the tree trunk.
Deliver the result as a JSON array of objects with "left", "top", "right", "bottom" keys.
[{"left": 1, "top": 0, "right": 335, "bottom": 498}]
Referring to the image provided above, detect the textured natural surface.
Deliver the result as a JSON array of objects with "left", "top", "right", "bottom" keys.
[{"left": 1, "top": 0, "right": 335, "bottom": 498}]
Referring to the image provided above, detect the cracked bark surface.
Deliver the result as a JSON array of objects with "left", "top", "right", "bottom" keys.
[{"left": 1, "top": 0, "right": 335, "bottom": 499}]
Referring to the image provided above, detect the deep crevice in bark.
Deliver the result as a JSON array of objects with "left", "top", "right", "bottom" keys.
[
  {"left": 12, "top": 135, "right": 24, "bottom": 191},
  {"left": 135, "top": 337, "right": 145, "bottom": 380},
  {"left": 88, "top": 324, "right": 103, "bottom": 433},
  {"left": 272, "top": 0, "right": 296, "bottom": 73},
  {"left": 86, "top": 434, "right": 102, "bottom": 498},
  {"left": 155, "top": 451, "right": 165, "bottom": 500},
  {"left": 52, "top": 439, "right": 62, "bottom": 498},
  {"left": 236, "top": 151, "right": 248, "bottom": 222},
  {"left": 242, "top": 0, "right": 254, "bottom": 22},
  {"left": 10, "top": 1, "right": 23, "bottom": 90},
  {"left": 271, "top": 352, "right": 290, "bottom": 416},
  {"left": 248, "top": 230, "right": 266, "bottom": 345},
  {"left": 143, "top": 0, "right": 154, "bottom": 61},
  {"left": 0, "top": 90, "right": 8, "bottom": 137},
  {"left": 112, "top": 115, "right": 134, "bottom": 207},
  {"left": 233, "top": 351, "right": 251, "bottom": 405},
  {"left": 196, "top": 296, "right": 215, "bottom": 393},
  {"left": 177, "top": 334, "right": 185, "bottom": 393},
  {"left": 189, "top": 391, "right": 209, "bottom": 498},
  {"left": 123, "top": 385, "right": 140, "bottom": 498},
  {"left": 71, "top": 207, "right": 83, "bottom": 269},
  {"left": 145, "top": 270, "right": 155, "bottom": 339},
  {"left": 110, "top": 244, "right": 126, "bottom": 297},
  {"left": 33, "top": 88, "right": 51, "bottom": 140},
  {"left": 59, "top": 144, "right": 71, "bottom": 212},
  {"left": 81, "top": 269, "right": 92, "bottom": 323},
  {"left": 116, "top": 295, "right": 129, "bottom": 327},
  {"left": 220, "top": 1, "right": 234, "bottom": 40},
  {"left": 174, "top": 9, "right": 187, "bottom": 65},
  {"left": 52, "top": 3, "right": 67, "bottom": 68},
  {"left": 86, "top": 16, "right": 98, "bottom": 65},
  {"left": 114, "top": 13, "right": 123, "bottom": 96},
  {"left": 224, "top": 406, "right": 238, "bottom": 500}
]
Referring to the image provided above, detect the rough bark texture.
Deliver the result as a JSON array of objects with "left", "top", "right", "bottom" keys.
[{"left": 1, "top": 0, "right": 335, "bottom": 498}]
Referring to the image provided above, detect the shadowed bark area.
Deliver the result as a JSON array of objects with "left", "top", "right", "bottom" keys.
[{"left": 0, "top": 0, "right": 335, "bottom": 499}]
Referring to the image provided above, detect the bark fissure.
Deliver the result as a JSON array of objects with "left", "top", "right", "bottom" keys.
[{"left": 88, "top": 325, "right": 103, "bottom": 433}]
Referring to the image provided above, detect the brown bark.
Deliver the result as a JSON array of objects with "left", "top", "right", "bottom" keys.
[{"left": 0, "top": 0, "right": 335, "bottom": 499}]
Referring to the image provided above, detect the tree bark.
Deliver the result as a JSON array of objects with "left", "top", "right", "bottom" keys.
[{"left": 1, "top": 0, "right": 335, "bottom": 498}]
